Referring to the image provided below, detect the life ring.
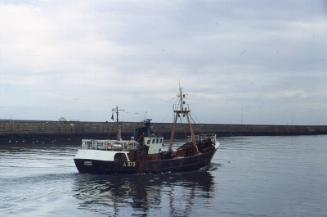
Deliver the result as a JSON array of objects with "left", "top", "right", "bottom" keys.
[{"left": 107, "top": 143, "right": 113, "bottom": 149}]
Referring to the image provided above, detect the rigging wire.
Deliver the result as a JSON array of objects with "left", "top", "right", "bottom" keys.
[
  {"left": 179, "top": 115, "right": 188, "bottom": 140},
  {"left": 190, "top": 113, "right": 202, "bottom": 134}
]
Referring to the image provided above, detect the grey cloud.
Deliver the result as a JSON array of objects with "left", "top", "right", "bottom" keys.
[{"left": 0, "top": 0, "right": 327, "bottom": 124}]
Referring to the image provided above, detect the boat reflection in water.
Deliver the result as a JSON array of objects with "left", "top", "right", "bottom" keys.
[{"left": 72, "top": 170, "right": 216, "bottom": 216}]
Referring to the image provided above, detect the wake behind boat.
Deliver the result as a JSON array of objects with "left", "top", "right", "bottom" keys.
[{"left": 74, "top": 87, "right": 219, "bottom": 174}]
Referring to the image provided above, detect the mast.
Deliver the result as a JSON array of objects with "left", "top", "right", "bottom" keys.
[
  {"left": 169, "top": 85, "right": 199, "bottom": 153},
  {"left": 112, "top": 105, "right": 124, "bottom": 140}
]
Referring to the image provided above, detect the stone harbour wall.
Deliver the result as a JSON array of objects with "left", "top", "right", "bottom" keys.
[{"left": 0, "top": 120, "right": 326, "bottom": 144}]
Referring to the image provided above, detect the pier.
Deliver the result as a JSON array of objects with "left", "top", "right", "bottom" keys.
[{"left": 0, "top": 120, "right": 326, "bottom": 144}]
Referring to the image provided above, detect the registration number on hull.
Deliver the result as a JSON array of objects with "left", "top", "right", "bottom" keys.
[{"left": 123, "top": 162, "right": 136, "bottom": 167}]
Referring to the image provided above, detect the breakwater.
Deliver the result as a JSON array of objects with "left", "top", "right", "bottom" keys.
[{"left": 0, "top": 120, "right": 326, "bottom": 144}]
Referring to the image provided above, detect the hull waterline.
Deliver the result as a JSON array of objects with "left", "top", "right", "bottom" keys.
[{"left": 74, "top": 149, "right": 216, "bottom": 174}]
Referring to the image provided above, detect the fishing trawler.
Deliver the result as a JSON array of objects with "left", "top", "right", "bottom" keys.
[{"left": 74, "top": 86, "right": 219, "bottom": 174}]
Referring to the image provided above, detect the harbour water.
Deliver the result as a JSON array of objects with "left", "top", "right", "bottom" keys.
[{"left": 1, "top": 136, "right": 327, "bottom": 217}]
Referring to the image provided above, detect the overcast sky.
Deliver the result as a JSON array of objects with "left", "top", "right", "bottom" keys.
[{"left": 0, "top": 0, "right": 326, "bottom": 124}]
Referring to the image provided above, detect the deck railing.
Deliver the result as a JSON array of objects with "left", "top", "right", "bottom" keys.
[
  {"left": 186, "top": 134, "right": 216, "bottom": 143},
  {"left": 81, "top": 139, "right": 138, "bottom": 151}
]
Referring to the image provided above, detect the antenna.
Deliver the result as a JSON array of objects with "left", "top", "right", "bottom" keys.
[
  {"left": 112, "top": 105, "right": 125, "bottom": 123},
  {"left": 111, "top": 105, "right": 125, "bottom": 140}
]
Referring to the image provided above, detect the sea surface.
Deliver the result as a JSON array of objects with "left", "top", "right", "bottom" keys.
[{"left": 1, "top": 136, "right": 327, "bottom": 217}]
